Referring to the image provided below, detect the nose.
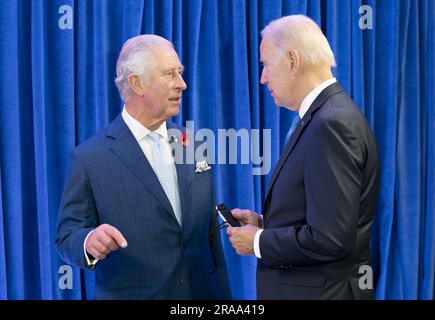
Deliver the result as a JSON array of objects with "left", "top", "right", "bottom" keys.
[
  {"left": 260, "top": 67, "right": 267, "bottom": 85},
  {"left": 176, "top": 73, "right": 187, "bottom": 91}
]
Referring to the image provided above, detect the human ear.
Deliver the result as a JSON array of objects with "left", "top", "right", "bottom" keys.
[
  {"left": 288, "top": 49, "right": 300, "bottom": 75},
  {"left": 128, "top": 74, "right": 144, "bottom": 96}
]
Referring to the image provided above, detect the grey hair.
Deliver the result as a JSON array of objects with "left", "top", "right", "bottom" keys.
[
  {"left": 261, "top": 15, "right": 336, "bottom": 68},
  {"left": 115, "top": 35, "right": 174, "bottom": 101}
]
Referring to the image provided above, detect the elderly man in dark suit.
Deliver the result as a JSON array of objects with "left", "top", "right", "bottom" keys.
[
  {"left": 56, "top": 35, "right": 230, "bottom": 300},
  {"left": 227, "top": 15, "right": 379, "bottom": 300}
]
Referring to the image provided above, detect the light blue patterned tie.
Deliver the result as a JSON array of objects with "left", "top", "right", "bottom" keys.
[
  {"left": 284, "top": 115, "right": 301, "bottom": 147},
  {"left": 148, "top": 131, "right": 182, "bottom": 226}
]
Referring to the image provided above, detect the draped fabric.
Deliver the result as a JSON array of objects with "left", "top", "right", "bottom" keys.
[{"left": 0, "top": 0, "right": 433, "bottom": 299}]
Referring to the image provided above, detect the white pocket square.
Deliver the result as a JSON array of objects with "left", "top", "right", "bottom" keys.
[{"left": 195, "top": 160, "right": 211, "bottom": 173}]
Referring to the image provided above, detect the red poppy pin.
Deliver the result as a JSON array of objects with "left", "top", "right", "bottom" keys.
[{"left": 179, "top": 132, "right": 189, "bottom": 147}]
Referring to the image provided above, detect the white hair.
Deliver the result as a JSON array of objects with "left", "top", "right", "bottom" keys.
[
  {"left": 115, "top": 35, "right": 174, "bottom": 101},
  {"left": 261, "top": 15, "right": 336, "bottom": 68}
]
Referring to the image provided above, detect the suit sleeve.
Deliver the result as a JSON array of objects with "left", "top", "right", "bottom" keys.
[
  {"left": 260, "top": 117, "right": 364, "bottom": 267},
  {"left": 55, "top": 150, "right": 99, "bottom": 269}
]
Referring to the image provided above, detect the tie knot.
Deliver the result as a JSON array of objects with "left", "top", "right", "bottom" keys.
[{"left": 148, "top": 131, "right": 161, "bottom": 143}]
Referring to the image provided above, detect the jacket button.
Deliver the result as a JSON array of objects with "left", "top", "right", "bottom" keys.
[{"left": 180, "top": 278, "right": 186, "bottom": 285}]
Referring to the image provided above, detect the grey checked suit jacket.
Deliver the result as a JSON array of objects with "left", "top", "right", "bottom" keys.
[{"left": 56, "top": 115, "right": 231, "bottom": 300}]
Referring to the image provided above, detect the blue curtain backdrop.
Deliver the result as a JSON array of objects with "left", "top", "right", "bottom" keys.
[{"left": 0, "top": 0, "right": 434, "bottom": 299}]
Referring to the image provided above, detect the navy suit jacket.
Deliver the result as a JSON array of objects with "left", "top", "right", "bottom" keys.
[
  {"left": 257, "top": 82, "right": 379, "bottom": 299},
  {"left": 56, "top": 115, "right": 231, "bottom": 300}
]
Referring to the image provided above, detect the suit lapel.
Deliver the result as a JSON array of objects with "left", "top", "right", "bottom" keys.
[
  {"left": 264, "top": 82, "right": 345, "bottom": 209},
  {"left": 175, "top": 162, "right": 193, "bottom": 226},
  {"left": 106, "top": 116, "right": 176, "bottom": 221},
  {"left": 266, "top": 119, "right": 306, "bottom": 197}
]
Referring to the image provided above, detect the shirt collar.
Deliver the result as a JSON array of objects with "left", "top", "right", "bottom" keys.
[
  {"left": 299, "top": 77, "right": 337, "bottom": 119},
  {"left": 121, "top": 107, "right": 168, "bottom": 141}
]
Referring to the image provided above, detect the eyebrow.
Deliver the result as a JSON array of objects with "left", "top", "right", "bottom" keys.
[{"left": 163, "top": 65, "right": 184, "bottom": 73}]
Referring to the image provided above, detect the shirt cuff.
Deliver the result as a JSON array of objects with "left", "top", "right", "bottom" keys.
[
  {"left": 258, "top": 214, "right": 264, "bottom": 228},
  {"left": 254, "top": 229, "right": 264, "bottom": 258},
  {"left": 84, "top": 230, "right": 99, "bottom": 266}
]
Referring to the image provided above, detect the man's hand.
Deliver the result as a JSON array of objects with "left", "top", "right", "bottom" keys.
[
  {"left": 231, "top": 208, "right": 262, "bottom": 227},
  {"left": 86, "top": 224, "right": 128, "bottom": 260},
  {"left": 226, "top": 224, "right": 259, "bottom": 255}
]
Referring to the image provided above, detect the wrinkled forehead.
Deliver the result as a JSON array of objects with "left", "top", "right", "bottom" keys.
[
  {"left": 152, "top": 45, "right": 182, "bottom": 67},
  {"left": 260, "top": 37, "right": 277, "bottom": 60}
]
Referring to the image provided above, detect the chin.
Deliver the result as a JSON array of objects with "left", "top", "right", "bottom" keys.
[{"left": 167, "top": 106, "right": 180, "bottom": 117}]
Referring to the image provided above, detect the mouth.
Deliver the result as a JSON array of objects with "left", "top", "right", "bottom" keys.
[{"left": 169, "top": 97, "right": 182, "bottom": 103}]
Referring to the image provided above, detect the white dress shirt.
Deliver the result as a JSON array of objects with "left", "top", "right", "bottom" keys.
[
  {"left": 121, "top": 107, "right": 178, "bottom": 176},
  {"left": 84, "top": 107, "right": 179, "bottom": 265},
  {"left": 253, "top": 77, "right": 337, "bottom": 258}
]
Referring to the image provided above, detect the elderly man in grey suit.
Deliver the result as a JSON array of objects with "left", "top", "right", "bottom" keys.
[{"left": 56, "top": 35, "right": 231, "bottom": 300}]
